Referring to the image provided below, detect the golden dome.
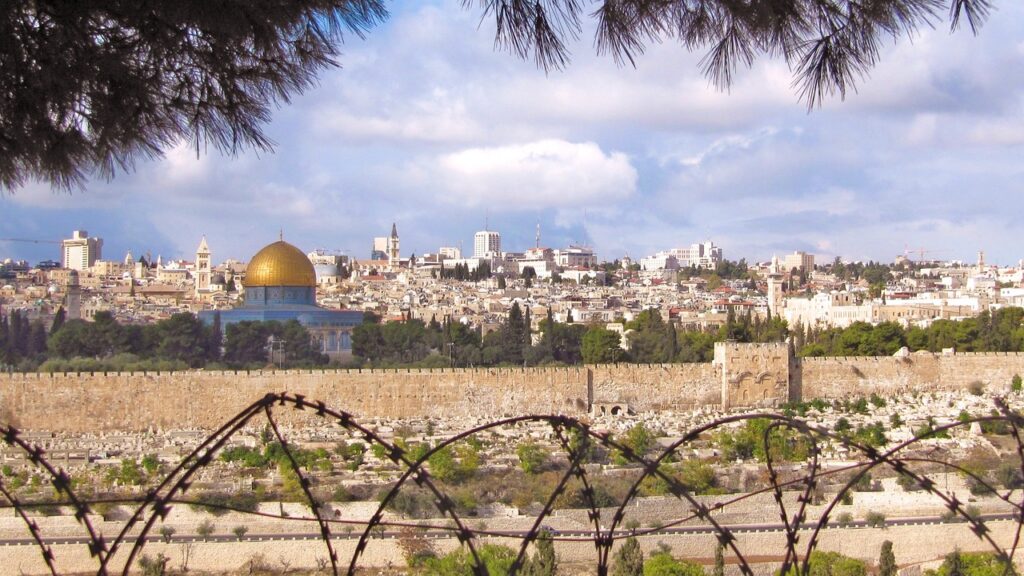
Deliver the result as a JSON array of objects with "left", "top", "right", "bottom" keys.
[{"left": 244, "top": 240, "right": 316, "bottom": 287}]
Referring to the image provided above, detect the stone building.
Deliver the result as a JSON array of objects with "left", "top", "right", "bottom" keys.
[{"left": 199, "top": 238, "right": 363, "bottom": 359}]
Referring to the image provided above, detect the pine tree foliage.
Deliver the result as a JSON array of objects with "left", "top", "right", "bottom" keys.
[
  {"left": 0, "top": 0, "right": 387, "bottom": 191},
  {"left": 1, "top": 1, "right": 995, "bottom": 191},
  {"left": 475, "top": 0, "right": 991, "bottom": 107}
]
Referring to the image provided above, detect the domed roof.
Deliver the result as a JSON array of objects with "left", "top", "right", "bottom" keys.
[{"left": 244, "top": 240, "right": 316, "bottom": 287}]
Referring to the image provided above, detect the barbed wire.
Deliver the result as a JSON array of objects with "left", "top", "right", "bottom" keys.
[{"left": 0, "top": 392, "right": 1022, "bottom": 575}]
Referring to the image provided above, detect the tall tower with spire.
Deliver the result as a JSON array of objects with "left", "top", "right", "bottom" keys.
[
  {"left": 387, "top": 223, "right": 400, "bottom": 268},
  {"left": 195, "top": 236, "right": 211, "bottom": 296}
]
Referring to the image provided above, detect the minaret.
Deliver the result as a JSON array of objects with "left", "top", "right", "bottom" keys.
[
  {"left": 767, "top": 274, "right": 784, "bottom": 318},
  {"left": 195, "top": 236, "right": 211, "bottom": 296},
  {"left": 388, "top": 223, "right": 400, "bottom": 268},
  {"left": 124, "top": 250, "right": 134, "bottom": 278},
  {"left": 66, "top": 270, "right": 81, "bottom": 320}
]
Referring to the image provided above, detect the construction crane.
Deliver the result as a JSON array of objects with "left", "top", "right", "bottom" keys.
[
  {"left": 902, "top": 246, "right": 947, "bottom": 262},
  {"left": 0, "top": 237, "right": 61, "bottom": 244}
]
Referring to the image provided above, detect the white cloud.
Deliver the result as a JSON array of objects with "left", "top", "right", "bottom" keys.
[
  {"left": 433, "top": 140, "right": 637, "bottom": 209},
  {"left": 315, "top": 88, "right": 484, "bottom": 144},
  {"left": 968, "top": 119, "right": 1024, "bottom": 146}
]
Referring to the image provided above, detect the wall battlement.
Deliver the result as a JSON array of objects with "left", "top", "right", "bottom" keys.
[{"left": 2, "top": 345, "right": 1022, "bottom": 432}]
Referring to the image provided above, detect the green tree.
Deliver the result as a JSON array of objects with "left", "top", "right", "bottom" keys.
[
  {"left": 47, "top": 319, "right": 103, "bottom": 358},
  {"left": 627, "top": 309, "right": 676, "bottom": 363},
  {"left": 427, "top": 445, "right": 458, "bottom": 482},
  {"left": 138, "top": 553, "right": 169, "bottom": 576},
  {"left": 679, "top": 459, "right": 718, "bottom": 494},
  {"left": 421, "top": 543, "right": 517, "bottom": 575},
  {"left": 714, "top": 544, "right": 725, "bottom": 576},
  {"left": 504, "top": 303, "right": 530, "bottom": 364},
  {"left": 196, "top": 519, "right": 215, "bottom": 541},
  {"left": 643, "top": 551, "right": 705, "bottom": 576},
  {"left": 224, "top": 321, "right": 271, "bottom": 365},
  {"left": 928, "top": 551, "right": 1015, "bottom": 576},
  {"left": 158, "top": 525, "right": 176, "bottom": 543},
  {"left": 352, "top": 317, "right": 385, "bottom": 361},
  {"left": 676, "top": 330, "right": 718, "bottom": 362},
  {"left": 517, "top": 441, "right": 549, "bottom": 475},
  {"left": 612, "top": 537, "right": 644, "bottom": 576},
  {"left": 865, "top": 511, "right": 887, "bottom": 528},
  {"left": 154, "top": 313, "right": 213, "bottom": 366},
  {"left": 623, "top": 424, "right": 653, "bottom": 457},
  {"left": 879, "top": 541, "right": 897, "bottom": 576},
  {"left": 523, "top": 529, "right": 556, "bottom": 576},
  {"left": 49, "top": 306, "right": 66, "bottom": 335},
  {"left": 582, "top": 327, "right": 627, "bottom": 363}
]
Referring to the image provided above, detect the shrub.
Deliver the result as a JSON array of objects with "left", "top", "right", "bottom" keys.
[
  {"left": 196, "top": 519, "right": 215, "bottom": 540},
  {"left": 865, "top": 511, "right": 886, "bottom": 528},
  {"left": 996, "top": 462, "right": 1023, "bottom": 489},
  {"left": 896, "top": 473, "right": 922, "bottom": 492},
  {"left": 517, "top": 441, "right": 549, "bottom": 475},
  {"left": 158, "top": 525, "right": 176, "bottom": 543}
]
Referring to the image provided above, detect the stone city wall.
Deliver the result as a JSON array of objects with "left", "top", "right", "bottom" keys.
[
  {"left": 590, "top": 363, "right": 721, "bottom": 412},
  {"left": 4, "top": 347, "right": 1024, "bottom": 432},
  {"left": 800, "top": 352, "right": 1024, "bottom": 399},
  {"left": 0, "top": 364, "right": 721, "bottom": 433}
]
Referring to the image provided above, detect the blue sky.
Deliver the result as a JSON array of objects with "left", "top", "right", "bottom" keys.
[{"left": 2, "top": 1, "right": 1023, "bottom": 266}]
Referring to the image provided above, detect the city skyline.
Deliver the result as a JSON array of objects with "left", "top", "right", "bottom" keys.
[{"left": 1, "top": 0, "right": 1023, "bottom": 265}]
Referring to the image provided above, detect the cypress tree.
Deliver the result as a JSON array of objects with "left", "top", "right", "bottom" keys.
[
  {"left": 941, "top": 549, "right": 964, "bottom": 576},
  {"left": 0, "top": 312, "right": 8, "bottom": 364},
  {"left": 611, "top": 536, "right": 643, "bottom": 576},
  {"left": 207, "top": 311, "right": 223, "bottom": 362},
  {"left": 879, "top": 540, "right": 896, "bottom": 576},
  {"left": 27, "top": 321, "right": 47, "bottom": 358},
  {"left": 523, "top": 530, "right": 556, "bottom": 576},
  {"left": 50, "top": 306, "right": 66, "bottom": 335}
]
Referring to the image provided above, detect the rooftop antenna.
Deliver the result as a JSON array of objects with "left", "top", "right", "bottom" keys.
[{"left": 536, "top": 223, "right": 541, "bottom": 249}]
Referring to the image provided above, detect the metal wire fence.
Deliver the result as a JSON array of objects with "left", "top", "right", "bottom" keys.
[{"left": 1, "top": 392, "right": 1023, "bottom": 575}]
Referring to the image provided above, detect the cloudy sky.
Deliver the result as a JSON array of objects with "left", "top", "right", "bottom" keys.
[{"left": 2, "top": 1, "right": 1023, "bottom": 266}]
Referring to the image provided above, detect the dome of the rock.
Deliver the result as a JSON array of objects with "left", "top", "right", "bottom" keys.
[{"left": 244, "top": 240, "right": 316, "bottom": 287}]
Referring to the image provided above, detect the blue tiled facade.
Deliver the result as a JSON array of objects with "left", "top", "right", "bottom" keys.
[{"left": 200, "top": 284, "right": 362, "bottom": 357}]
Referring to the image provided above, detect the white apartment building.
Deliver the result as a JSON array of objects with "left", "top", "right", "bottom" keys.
[
  {"left": 783, "top": 291, "right": 877, "bottom": 328},
  {"left": 782, "top": 251, "right": 815, "bottom": 273},
  {"left": 371, "top": 236, "right": 388, "bottom": 260},
  {"left": 668, "top": 241, "right": 723, "bottom": 269},
  {"left": 439, "top": 246, "right": 461, "bottom": 260},
  {"left": 473, "top": 230, "right": 501, "bottom": 258},
  {"left": 640, "top": 252, "right": 679, "bottom": 271},
  {"left": 61, "top": 230, "right": 103, "bottom": 271},
  {"left": 555, "top": 246, "right": 597, "bottom": 268}
]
